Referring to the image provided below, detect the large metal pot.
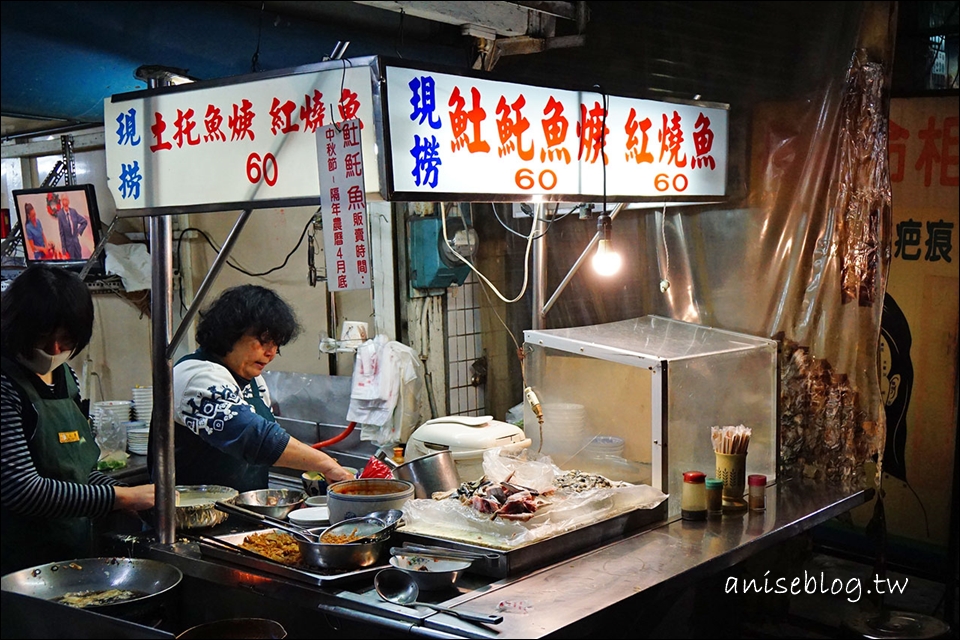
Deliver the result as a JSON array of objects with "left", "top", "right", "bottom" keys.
[
  {"left": 296, "top": 527, "right": 388, "bottom": 570},
  {"left": 392, "top": 450, "right": 461, "bottom": 499},
  {"left": 326, "top": 479, "right": 414, "bottom": 523},
  {"left": 0, "top": 557, "right": 182, "bottom": 621}
]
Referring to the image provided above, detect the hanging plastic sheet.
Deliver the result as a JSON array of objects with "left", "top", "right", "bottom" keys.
[{"left": 485, "top": 2, "right": 898, "bottom": 490}]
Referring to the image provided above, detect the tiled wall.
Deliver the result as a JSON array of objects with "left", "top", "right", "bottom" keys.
[{"left": 446, "top": 273, "right": 484, "bottom": 416}]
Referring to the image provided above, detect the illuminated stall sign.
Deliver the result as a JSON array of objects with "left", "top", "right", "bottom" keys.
[
  {"left": 104, "top": 62, "right": 378, "bottom": 213},
  {"left": 384, "top": 65, "right": 728, "bottom": 200},
  {"left": 317, "top": 120, "right": 371, "bottom": 291}
]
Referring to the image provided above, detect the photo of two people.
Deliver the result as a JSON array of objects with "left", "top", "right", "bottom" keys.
[{"left": 14, "top": 186, "right": 98, "bottom": 263}]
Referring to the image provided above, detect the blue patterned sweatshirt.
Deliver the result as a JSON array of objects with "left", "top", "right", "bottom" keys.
[{"left": 170, "top": 351, "right": 290, "bottom": 492}]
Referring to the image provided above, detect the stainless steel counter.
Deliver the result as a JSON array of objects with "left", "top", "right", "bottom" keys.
[{"left": 134, "top": 477, "right": 870, "bottom": 639}]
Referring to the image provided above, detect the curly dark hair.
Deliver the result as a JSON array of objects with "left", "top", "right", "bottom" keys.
[
  {"left": 0, "top": 264, "right": 94, "bottom": 360},
  {"left": 195, "top": 285, "right": 301, "bottom": 357}
]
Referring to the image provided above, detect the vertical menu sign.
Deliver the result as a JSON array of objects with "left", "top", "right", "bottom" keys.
[{"left": 317, "top": 120, "right": 371, "bottom": 291}]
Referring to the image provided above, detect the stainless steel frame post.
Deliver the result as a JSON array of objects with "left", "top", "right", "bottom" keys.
[
  {"left": 150, "top": 213, "right": 176, "bottom": 544},
  {"left": 531, "top": 203, "right": 546, "bottom": 330}
]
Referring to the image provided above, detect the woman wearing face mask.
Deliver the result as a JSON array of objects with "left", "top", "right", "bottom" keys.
[{"left": 0, "top": 264, "right": 155, "bottom": 574}]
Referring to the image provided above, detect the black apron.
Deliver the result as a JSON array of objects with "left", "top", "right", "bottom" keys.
[
  {"left": 166, "top": 349, "right": 277, "bottom": 492},
  {"left": 1, "top": 357, "right": 100, "bottom": 574}
]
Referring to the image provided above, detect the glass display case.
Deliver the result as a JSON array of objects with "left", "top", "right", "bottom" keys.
[{"left": 523, "top": 316, "right": 778, "bottom": 517}]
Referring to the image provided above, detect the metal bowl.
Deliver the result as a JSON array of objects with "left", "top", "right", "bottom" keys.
[
  {"left": 234, "top": 489, "right": 306, "bottom": 519},
  {"left": 175, "top": 485, "right": 239, "bottom": 529},
  {"left": 177, "top": 618, "right": 287, "bottom": 639},
  {"left": 388, "top": 555, "right": 471, "bottom": 591},
  {"left": 296, "top": 527, "right": 388, "bottom": 570}
]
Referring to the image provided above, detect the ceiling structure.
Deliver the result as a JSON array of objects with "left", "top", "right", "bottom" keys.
[
  {"left": 0, "top": 1, "right": 586, "bottom": 141},
  {"left": 3, "top": 1, "right": 956, "bottom": 146}
]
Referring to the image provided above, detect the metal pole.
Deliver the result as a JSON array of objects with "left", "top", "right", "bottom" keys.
[
  {"left": 531, "top": 203, "right": 547, "bottom": 330},
  {"left": 167, "top": 209, "right": 253, "bottom": 359},
  {"left": 150, "top": 211, "right": 176, "bottom": 545},
  {"left": 145, "top": 77, "right": 178, "bottom": 546},
  {"left": 328, "top": 290, "right": 338, "bottom": 375},
  {"left": 78, "top": 215, "right": 121, "bottom": 281},
  {"left": 541, "top": 203, "right": 625, "bottom": 318}
]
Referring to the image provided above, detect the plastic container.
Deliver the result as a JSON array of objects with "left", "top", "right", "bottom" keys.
[
  {"left": 585, "top": 435, "right": 625, "bottom": 459},
  {"left": 681, "top": 471, "right": 707, "bottom": 521},
  {"left": 748, "top": 474, "right": 767, "bottom": 512},
  {"left": 523, "top": 316, "right": 778, "bottom": 518},
  {"left": 705, "top": 477, "right": 724, "bottom": 517}
]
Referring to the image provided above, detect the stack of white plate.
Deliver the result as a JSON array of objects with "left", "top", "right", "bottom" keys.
[
  {"left": 124, "top": 421, "right": 150, "bottom": 455},
  {"left": 91, "top": 400, "right": 133, "bottom": 433},
  {"left": 540, "top": 402, "right": 588, "bottom": 456},
  {"left": 131, "top": 386, "right": 153, "bottom": 422}
]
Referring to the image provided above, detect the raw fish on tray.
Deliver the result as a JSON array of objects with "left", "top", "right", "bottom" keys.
[{"left": 401, "top": 448, "right": 668, "bottom": 550}]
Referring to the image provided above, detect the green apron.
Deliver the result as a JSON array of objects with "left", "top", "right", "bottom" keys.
[{"left": 1, "top": 358, "right": 101, "bottom": 574}]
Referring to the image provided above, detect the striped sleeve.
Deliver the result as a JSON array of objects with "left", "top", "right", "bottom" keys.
[{"left": 1, "top": 372, "right": 116, "bottom": 519}]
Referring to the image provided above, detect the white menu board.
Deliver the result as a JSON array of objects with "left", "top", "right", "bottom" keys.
[
  {"left": 104, "top": 63, "right": 378, "bottom": 212},
  {"left": 385, "top": 65, "right": 728, "bottom": 199}
]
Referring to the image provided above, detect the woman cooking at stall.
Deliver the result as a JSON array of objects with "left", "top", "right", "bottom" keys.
[
  {"left": 169, "top": 284, "right": 354, "bottom": 492},
  {"left": 1, "top": 265, "right": 156, "bottom": 574}
]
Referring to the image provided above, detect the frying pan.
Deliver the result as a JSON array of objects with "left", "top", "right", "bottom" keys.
[{"left": 0, "top": 557, "right": 182, "bottom": 620}]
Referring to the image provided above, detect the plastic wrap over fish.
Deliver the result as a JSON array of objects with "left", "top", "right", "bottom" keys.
[{"left": 401, "top": 448, "right": 667, "bottom": 549}]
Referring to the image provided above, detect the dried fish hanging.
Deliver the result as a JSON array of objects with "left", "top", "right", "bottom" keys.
[
  {"left": 776, "top": 335, "right": 871, "bottom": 488},
  {"left": 832, "top": 50, "right": 891, "bottom": 307}
]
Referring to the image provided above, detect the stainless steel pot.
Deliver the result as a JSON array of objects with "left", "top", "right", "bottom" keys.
[
  {"left": 392, "top": 450, "right": 461, "bottom": 499},
  {"left": 296, "top": 527, "right": 388, "bottom": 570},
  {"left": 0, "top": 557, "right": 182, "bottom": 621}
]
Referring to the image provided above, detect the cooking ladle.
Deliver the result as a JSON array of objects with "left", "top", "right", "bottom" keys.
[
  {"left": 374, "top": 568, "right": 503, "bottom": 625},
  {"left": 214, "top": 500, "right": 322, "bottom": 543}
]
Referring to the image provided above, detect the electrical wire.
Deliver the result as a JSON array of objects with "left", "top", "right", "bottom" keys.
[
  {"left": 441, "top": 205, "right": 537, "bottom": 304},
  {"left": 175, "top": 212, "right": 317, "bottom": 312},
  {"left": 491, "top": 202, "right": 578, "bottom": 240},
  {"left": 251, "top": 1, "right": 265, "bottom": 73}
]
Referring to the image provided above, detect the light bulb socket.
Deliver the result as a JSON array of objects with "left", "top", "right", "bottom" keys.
[{"left": 596, "top": 213, "right": 612, "bottom": 241}]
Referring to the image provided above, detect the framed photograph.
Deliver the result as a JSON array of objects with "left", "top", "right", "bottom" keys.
[{"left": 12, "top": 184, "right": 104, "bottom": 273}]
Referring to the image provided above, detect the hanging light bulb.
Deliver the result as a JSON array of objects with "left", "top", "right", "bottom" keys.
[{"left": 592, "top": 213, "right": 622, "bottom": 276}]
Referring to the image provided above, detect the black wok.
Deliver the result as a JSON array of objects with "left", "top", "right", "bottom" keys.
[{"left": 0, "top": 557, "right": 182, "bottom": 621}]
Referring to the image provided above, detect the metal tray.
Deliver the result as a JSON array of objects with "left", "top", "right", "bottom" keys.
[
  {"left": 394, "top": 502, "right": 667, "bottom": 578},
  {"left": 197, "top": 528, "right": 387, "bottom": 587}
]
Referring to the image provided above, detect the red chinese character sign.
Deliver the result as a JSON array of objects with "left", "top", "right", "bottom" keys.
[
  {"left": 317, "top": 120, "right": 371, "bottom": 292},
  {"left": 104, "top": 61, "right": 378, "bottom": 213},
  {"left": 385, "top": 65, "right": 728, "bottom": 199}
]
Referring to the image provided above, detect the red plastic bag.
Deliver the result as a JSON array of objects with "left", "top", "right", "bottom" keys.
[{"left": 358, "top": 455, "right": 395, "bottom": 479}]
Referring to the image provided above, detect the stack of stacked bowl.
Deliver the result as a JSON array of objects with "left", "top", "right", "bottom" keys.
[
  {"left": 131, "top": 386, "right": 153, "bottom": 422},
  {"left": 540, "top": 402, "right": 588, "bottom": 458}
]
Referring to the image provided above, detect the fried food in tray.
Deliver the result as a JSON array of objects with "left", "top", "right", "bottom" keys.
[{"left": 241, "top": 530, "right": 303, "bottom": 566}]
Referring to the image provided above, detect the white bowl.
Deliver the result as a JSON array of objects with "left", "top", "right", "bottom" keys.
[
  {"left": 305, "top": 495, "right": 328, "bottom": 507},
  {"left": 288, "top": 506, "right": 330, "bottom": 527}
]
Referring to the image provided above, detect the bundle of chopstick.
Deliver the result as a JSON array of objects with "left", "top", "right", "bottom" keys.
[{"left": 711, "top": 424, "right": 751, "bottom": 455}]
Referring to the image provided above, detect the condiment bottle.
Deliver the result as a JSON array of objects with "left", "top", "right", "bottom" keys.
[
  {"left": 705, "top": 477, "right": 724, "bottom": 518},
  {"left": 681, "top": 471, "right": 707, "bottom": 521},
  {"left": 748, "top": 474, "right": 767, "bottom": 512},
  {"left": 392, "top": 446, "right": 405, "bottom": 465}
]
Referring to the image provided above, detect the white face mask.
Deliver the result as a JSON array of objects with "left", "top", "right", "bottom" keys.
[{"left": 18, "top": 349, "right": 73, "bottom": 376}]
